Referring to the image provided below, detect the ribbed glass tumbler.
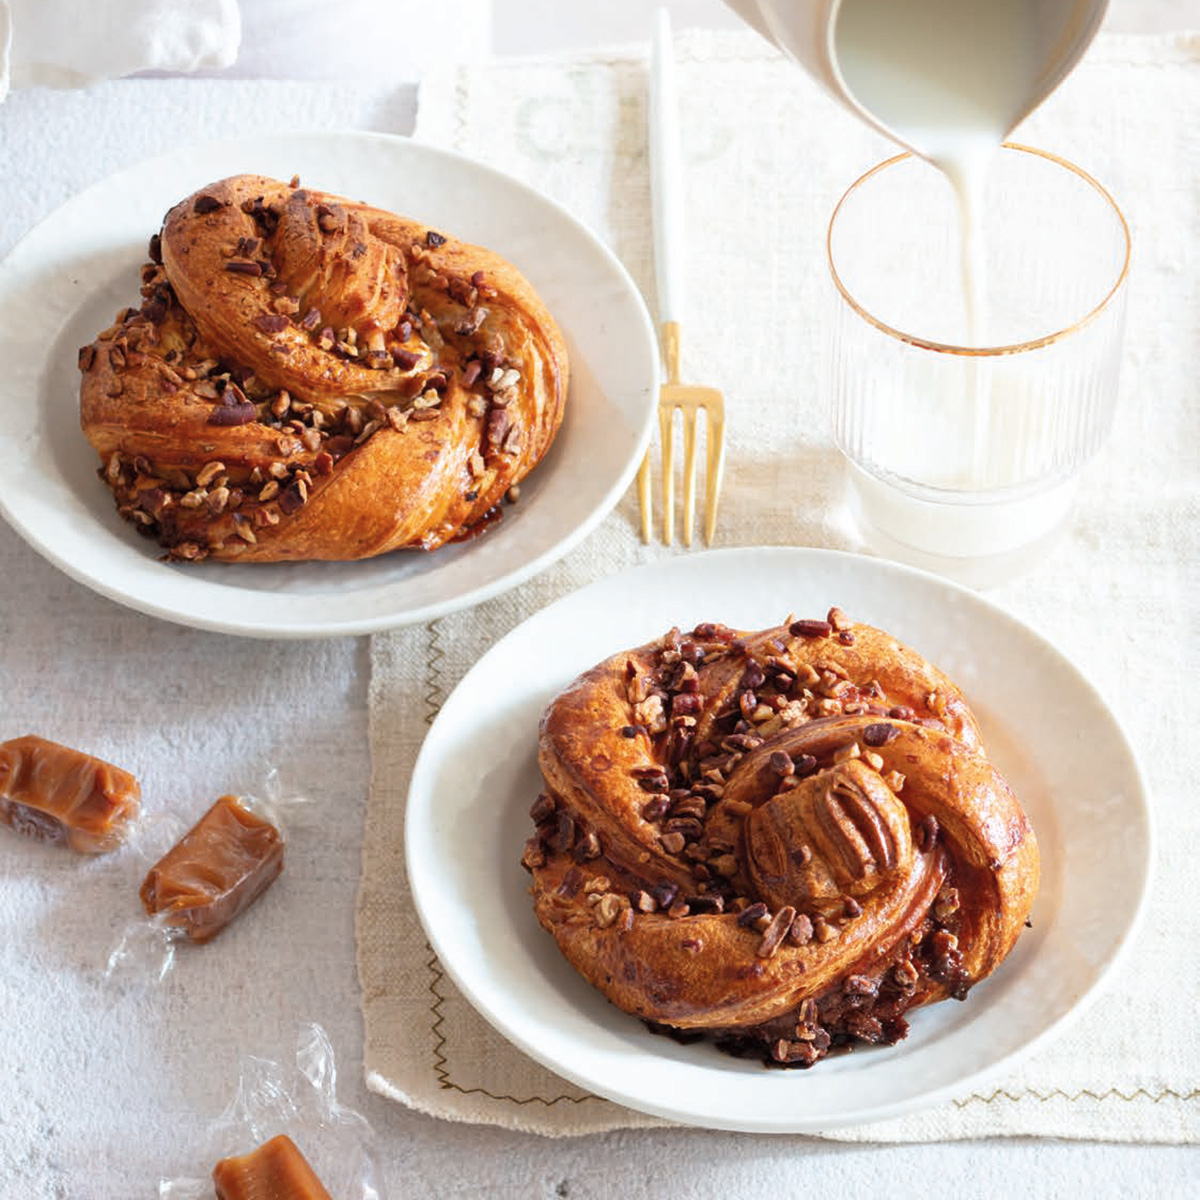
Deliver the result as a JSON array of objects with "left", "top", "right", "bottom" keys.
[{"left": 827, "top": 144, "right": 1130, "bottom": 588}]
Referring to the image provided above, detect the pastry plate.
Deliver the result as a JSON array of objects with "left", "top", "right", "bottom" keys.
[
  {"left": 406, "top": 547, "right": 1153, "bottom": 1133},
  {"left": 0, "top": 132, "right": 657, "bottom": 637}
]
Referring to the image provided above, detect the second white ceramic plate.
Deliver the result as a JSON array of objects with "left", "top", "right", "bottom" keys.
[
  {"left": 0, "top": 132, "right": 657, "bottom": 637},
  {"left": 406, "top": 547, "right": 1152, "bottom": 1132}
]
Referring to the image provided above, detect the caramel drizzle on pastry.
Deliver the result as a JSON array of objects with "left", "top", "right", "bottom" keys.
[
  {"left": 526, "top": 610, "right": 1039, "bottom": 1068},
  {"left": 78, "top": 174, "right": 568, "bottom": 562}
]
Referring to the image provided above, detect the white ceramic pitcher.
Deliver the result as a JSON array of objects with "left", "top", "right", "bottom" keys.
[{"left": 720, "top": 0, "right": 1110, "bottom": 168}]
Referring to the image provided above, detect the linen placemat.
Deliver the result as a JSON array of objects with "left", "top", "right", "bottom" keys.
[{"left": 356, "top": 29, "right": 1200, "bottom": 1141}]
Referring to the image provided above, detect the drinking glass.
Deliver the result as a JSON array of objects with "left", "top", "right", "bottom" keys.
[{"left": 827, "top": 143, "right": 1130, "bottom": 587}]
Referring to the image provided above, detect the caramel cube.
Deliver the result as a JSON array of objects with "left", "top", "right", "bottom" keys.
[
  {"left": 140, "top": 794, "right": 283, "bottom": 943},
  {"left": 0, "top": 734, "right": 140, "bottom": 853},
  {"left": 212, "top": 1134, "right": 331, "bottom": 1200}
]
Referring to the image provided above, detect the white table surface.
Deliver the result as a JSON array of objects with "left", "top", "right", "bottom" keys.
[{"left": 0, "top": 2, "right": 1195, "bottom": 1196}]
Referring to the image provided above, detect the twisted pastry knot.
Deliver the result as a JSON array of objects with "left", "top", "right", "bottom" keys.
[
  {"left": 78, "top": 174, "right": 568, "bottom": 562},
  {"left": 526, "top": 610, "right": 1039, "bottom": 1068}
]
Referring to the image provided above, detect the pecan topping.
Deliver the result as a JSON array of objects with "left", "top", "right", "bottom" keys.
[
  {"left": 634, "top": 769, "right": 670, "bottom": 793},
  {"left": 574, "top": 831, "right": 602, "bottom": 861},
  {"left": 207, "top": 399, "right": 256, "bottom": 426},
  {"left": 521, "top": 839, "right": 546, "bottom": 871},
  {"left": 390, "top": 346, "right": 420, "bottom": 370},
  {"left": 529, "top": 792, "right": 556, "bottom": 824},
  {"left": 789, "top": 619, "right": 832, "bottom": 639},
  {"left": 826, "top": 607, "right": 851, "bottom": 631},
  {"left": 594, "top": 894, "right": 622, "bottom": 928},
  {"left": 486, "top": 407, "right": 510, "bottom": 449},
  {"left": 862, "top": 723, "right": 899, "bottom": 747},
  {"left": 756, "top": 906, "right": 796, "bottom": 958},
  {"left": 769, "top": 751, "right": 794, "bottom": 776},
  {"left": 278, "top": 481, "right": 307, "bottom": 515},
  {"left": 786, "top": 912, "right": 814, "bottom": 945},
  {"left": 640, "top": 796, "right": 670, "bottom": 822},
  {"left": 549, "top": 811, "right": 575, "bottom": 854}
]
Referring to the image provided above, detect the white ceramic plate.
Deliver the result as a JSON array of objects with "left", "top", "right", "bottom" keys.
[
  {"left": 0, "top": 132, "right": 657, "bottom": 637},
  {"left": 406, "top": 547, "right": 1153, "bottom": 1132}
]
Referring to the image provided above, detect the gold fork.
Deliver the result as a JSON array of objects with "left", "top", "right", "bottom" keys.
[
  {"left": 637, "top": 9, "right": 726, "bottom": 547},
  {"left": 638, "top": 324, "right": 726, "bottom": 545}
]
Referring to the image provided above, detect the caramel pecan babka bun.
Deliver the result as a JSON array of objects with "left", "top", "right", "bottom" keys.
[
  {"left": 524, "top": 610, "right": 1039, "bottom": 1068},
  {"left": 78, "top": 174, "right": 569, "bottom": 561}
]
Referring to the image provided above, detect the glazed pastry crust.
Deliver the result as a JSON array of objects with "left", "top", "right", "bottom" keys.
[
  {"left": 526, "top": 612, "right": 1039, "bottom": 1065},
  {"left": 79, "top": 174, "right": 568, "bottom": 561}
]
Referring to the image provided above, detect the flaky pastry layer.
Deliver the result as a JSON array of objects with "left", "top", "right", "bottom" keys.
[
  {"left": 79, "top": 174, "right": 568, "bottom": 561},
  {"left": 525, "top": 610, "right": 1039, "bottom": 1068}
]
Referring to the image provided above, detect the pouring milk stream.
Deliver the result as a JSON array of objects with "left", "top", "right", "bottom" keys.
[
  {"left": 721, "top": 0, "right": 1115, "bottom": 579},
  {"left": 721, "top": 0, "right": 1108, "bottom": 263}
]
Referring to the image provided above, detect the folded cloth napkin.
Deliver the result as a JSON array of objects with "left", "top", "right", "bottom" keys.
[
  {"left": 0, "top": 0, "right": 240, "bottom": 101},
  {"left": 0, "top": 0, "right": 492, "bottom": 98}
]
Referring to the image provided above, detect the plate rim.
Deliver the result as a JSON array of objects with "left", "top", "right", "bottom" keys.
[
  {"left": 404, "top": 545, "right": 1155, "bottom": 1132},
  {"left": 0, "top": 129, "right": 659, "bottom": 639}
]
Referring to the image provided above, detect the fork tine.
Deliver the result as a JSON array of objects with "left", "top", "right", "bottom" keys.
[
  {"left": 681, "top": 403, "right": 699, "bottom": 547},
  {"left": 704, "top": 404, "right": 726, "bottom": 546},
  {"left": 659, "top": 402, "right": 676, "bottom": 544},
  {"left": 637, "top": 450, "right": 653, "bottom": 543}
]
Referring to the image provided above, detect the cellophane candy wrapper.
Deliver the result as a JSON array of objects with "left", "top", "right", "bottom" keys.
[
  {"left": 104, "top": 767, "right": 310, "bottom": 982},
  {"left": 159, "top": 1023, "right": 386, "bottom": 1199}
]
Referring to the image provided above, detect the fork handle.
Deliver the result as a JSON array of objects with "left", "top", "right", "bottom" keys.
[
  {"left": 660, "top": 320, "right": 682, "bottom": 386},
  {"left": 650, "top": 8, "right": 684, "bottom": 336}
]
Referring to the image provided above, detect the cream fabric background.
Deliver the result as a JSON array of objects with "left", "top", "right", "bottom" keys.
[{"left": 0, "top": 6, "right": 1193, "bottom": 1197}]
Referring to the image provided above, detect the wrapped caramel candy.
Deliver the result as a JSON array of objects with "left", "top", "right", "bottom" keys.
[
  {"left": 0, "top": 734, "right": 140, "bottom": 853},
  {"left": 157, "top": 1025, "right": 384, "bottom": 1199},
  {"left": 140, "top": 794, "right": 283, "bottom": 943},
  {"left": 212, "top": 1134, "right": 332, "bottom": 1200}
]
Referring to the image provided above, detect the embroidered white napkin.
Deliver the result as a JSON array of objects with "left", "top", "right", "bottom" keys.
[
  {"left": 0, "top": 0, "right": 240, "bottom": 101},
  {"left": 357, "top": 29, "right": 1200, "bottom": 1140}
]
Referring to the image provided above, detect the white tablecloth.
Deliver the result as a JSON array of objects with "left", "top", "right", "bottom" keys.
[{"left": 0, "top": 33, "right": 1196, "bottom": 1200}]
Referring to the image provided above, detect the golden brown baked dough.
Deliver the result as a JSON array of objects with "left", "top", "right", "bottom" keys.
[
  {"left": 79, "top": 174, "right": 569, "bottom": 561},
  {"left": 525, "top": 609, "right": 1039, "bottom": 1067}
]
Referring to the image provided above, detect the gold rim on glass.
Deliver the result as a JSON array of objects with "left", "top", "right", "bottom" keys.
[{"left": 826, "top": 143, "right": 1132, "bottom": 357}]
